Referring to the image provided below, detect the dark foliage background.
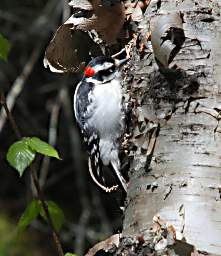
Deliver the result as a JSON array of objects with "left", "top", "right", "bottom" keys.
[{"left": 0, "top": 0, "right": 122, "bottom": 255}]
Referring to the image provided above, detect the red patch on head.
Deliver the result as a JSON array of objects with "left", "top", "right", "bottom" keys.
[{"left": 84, "top": 66, "right": 95, "bottom": 77}]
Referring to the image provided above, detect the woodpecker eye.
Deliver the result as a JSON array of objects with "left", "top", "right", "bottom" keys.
[{"left": 84, "top": 66, "right": 95, "bottom": 77}]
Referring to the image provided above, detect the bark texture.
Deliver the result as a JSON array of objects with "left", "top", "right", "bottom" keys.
[{"left": 123, "top": 0, "right": 221, "bottom": 254}]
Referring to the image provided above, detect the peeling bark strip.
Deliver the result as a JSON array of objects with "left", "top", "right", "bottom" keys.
[
  {"left": 151, "top": 12, "right": 185, "bottom": 67},
  {"left": 123, "top": 0, "right": 221, "bottom": 254},
  {"left": 44, "top": 0, "right": 126, "bottom": 73}
]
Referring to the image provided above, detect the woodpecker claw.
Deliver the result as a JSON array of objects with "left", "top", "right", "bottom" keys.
[
  {"left": 88, "top": 158, "right": 119, "bottom": 193},
  {"left": 112, "top": 40, "right": 133, "bottom": 68},
  {"left": 111, "top": 48, "right": 127, "bottom": 59}
]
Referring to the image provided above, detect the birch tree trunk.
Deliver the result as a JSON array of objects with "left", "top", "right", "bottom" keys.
[{"left": 123, "top": 0, "right": 221, "bottom": 255}]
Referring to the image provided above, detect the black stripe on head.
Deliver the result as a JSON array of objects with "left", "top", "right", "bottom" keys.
[
  {"left": 85, "top": 56, "right": 116, "bottom": 82},
  {"left": 87, "top": 56, "right": 114, "bottom": 68}
]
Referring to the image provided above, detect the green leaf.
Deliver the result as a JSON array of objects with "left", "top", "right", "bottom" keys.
[
  {"left": 39, "top": 201, "right": 64, "bottom": 232},
  {"left": 27, "top": 137, "right": 60, "bottom": 159},
  {"left": 17, "top": 200, "right": 40, "bottom": 233},
  {"left": 6, "top": 140, "right": 36, "bottom": 176},
  {"left": 65, "top": 253, "right": 77, "bottom": 256},
  {"left": 0, "top": 34, "right": 11, "bottom": 61}
]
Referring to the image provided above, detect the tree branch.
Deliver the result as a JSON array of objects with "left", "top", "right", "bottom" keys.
[{"left": 0, "top": 44, "right": 42, "bottom": 133}]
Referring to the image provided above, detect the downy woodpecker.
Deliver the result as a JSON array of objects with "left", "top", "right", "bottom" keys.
[{"left": 74, "top": 56, "right": 127, "bottom": 192}]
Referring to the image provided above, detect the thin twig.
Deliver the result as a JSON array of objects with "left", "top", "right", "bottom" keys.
[
  {"left": 0, "top": 92, "right": 21, "bottom": 139},
  {"left": 0, "top": 0, "right": 62, "bottom": 134},
  {"left": 0, "top": 90, "right": 64, "bottom": 256},
  {"left": 39, "top": 0, "right": 71, "bottom": 188},
  {"left": 74, "top": 209, "right": 90, "bottom": 255},
  {"left": 39, "top": 99, "right": 61, "bottom": 188},
  {"left": 0, "top": 44, "right": 42, "bottom": 133}
]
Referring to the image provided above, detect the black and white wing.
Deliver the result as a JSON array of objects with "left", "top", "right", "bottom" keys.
[
  {"left": 74, "top": 80, "right": 103, "bottom": 182},
  {"left": 74, "top": 80, "right": 95, "bottom": 130}
]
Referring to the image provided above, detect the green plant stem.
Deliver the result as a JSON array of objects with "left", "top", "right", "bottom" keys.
[
  {"left": 30, "top": 165, "right": 64, "bottom": 256},
  {"left": 0, "top": 90, "right": 64, "bottom": 256}
]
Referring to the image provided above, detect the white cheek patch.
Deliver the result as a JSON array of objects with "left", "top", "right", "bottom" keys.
[
  {"left": 86, "top": 71, "right": 117, "bottom": 84},
  {"left": 93, "top": 62, "right": 114, "bottom": 72},
  {"left": 86, "top": 77, "right": 103, "bottom": 84}
]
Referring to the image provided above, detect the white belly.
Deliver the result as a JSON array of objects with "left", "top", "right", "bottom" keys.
[
  {"left": 89, "top": 78, "right": 124, "bottom": 139},
  {"left": 88, "top": 78, "right": 124, "bottom": 166}
]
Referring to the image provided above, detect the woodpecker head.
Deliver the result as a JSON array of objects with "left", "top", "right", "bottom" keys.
[{"left": 83, "top": 56, "right": 126, "bottom": 83}]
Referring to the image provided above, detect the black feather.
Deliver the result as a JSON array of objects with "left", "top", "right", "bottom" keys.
[
  {"left": 74, "top": 80, "right": 94, "bottom": 130},
  {"left": 84, "top": 132, "right": 103, "bottom": 181},
  {"left": 74, "top": 80, "right": 105, "bottom": 184}
]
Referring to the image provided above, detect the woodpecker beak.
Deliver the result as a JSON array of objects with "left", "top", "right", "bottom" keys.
[{"left": 114, "top": 58, "right": 128, "bottom": 67}]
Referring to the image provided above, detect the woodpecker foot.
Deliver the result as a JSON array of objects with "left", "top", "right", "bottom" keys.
[
  {"left": 88, "top": 158, "right": 119, "bottom": 193},
  {"left": 112, "top": 48, "right": 127, "bottom": 59},
  {"left": 104, "top": 185, "right": 119, "bottom": 193}
]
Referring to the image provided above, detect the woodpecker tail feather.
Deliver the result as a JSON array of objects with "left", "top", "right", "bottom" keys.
[
  {"left": 86, "top": 132, "right": 118, "bottom": 192},
  {"left": 111, "top": 160, "right": 128, "bottom": 193},
  {"left": 85, "top": 132, "right": 103, "bottom": 181}
]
